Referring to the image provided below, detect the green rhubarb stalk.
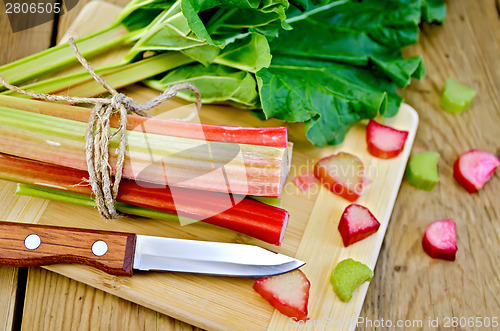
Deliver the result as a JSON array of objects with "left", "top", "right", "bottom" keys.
[
  {"left": 0, "top": 106, "right": 288, "bottom": 196},
  {"left": 15, "top": 183, "right": 181, "bottom": 222},
  {"left": 0, "top": 25, "right": 132, "bottom": 89},
  {"left": 2, "top": 52, "right": 193, "bottom": 98},
  {"left": 1, "top": 0, "right": 275, "bottom": 109},
  {"left": 1, "top": 0, "right": 276, "bottom": 112},
  {"left": 1, "top": 62, "right": 123, "bottom": 97},
  {"left": 17, "top": 183, "right": 280, "bottom": 215},
  {"left": 0, "top": 0, "right": 174, "bottom": 89},
  {"left": 0, "top": 0, "right": 189, "bottom": 97}
]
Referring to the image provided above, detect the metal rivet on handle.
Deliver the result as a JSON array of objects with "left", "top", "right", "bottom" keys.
[
  {"left": 24, "top": 234, "right": 41, "bottom": 250},
  {"left": 92, "top": 240, "right": 108, "bottom": 256}
]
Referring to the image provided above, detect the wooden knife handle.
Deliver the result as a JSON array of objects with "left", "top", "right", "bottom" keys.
[{"left": 0, "top": 221, "right": 136, "bottom": 276}]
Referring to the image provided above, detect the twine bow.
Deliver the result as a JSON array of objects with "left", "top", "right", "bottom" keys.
[{"left": 0, "top": 38, "right": 201, "bottom": 219}]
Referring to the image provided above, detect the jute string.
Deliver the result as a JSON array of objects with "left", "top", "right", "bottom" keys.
[{"left": 0, "top": 38, "right": 201, "bottom": 219}]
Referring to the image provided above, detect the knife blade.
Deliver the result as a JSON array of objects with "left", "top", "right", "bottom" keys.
[{"left": 0, "top": 221, "right": 304, "bottom": 277}]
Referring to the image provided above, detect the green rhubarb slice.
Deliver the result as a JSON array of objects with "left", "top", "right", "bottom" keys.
[
  {"left": 441, "top": 77, "right": 477, "bottom": 113},
  {"left": 330, "top": 258, "right": 373, "bottom": 302},
  {"left": 406, "top": 152, "right": 440, "bottom": 191}
]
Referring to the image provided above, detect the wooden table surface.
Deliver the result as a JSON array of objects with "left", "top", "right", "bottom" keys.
[{"left": 1, "top": 0, "right": 499, "bottom": 330}]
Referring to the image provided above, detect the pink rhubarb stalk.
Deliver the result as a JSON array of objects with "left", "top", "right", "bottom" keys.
[{"left": 0, "top": 95, "right": 287, "bottom": 148}]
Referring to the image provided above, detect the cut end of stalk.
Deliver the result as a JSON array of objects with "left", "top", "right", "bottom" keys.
[{"left": 278, "top": 212, "right": 290, "bottom": 246}]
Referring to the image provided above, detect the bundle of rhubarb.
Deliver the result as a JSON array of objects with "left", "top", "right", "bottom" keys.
[{"left": 0, "top": 95, "right": 292, "bottom": 245}]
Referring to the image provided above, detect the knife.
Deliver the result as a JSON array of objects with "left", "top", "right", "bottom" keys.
[{"left": 0, "top": 221, "right": 304, "bottom": 277}]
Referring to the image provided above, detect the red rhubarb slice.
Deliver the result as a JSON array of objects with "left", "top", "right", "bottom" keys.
[
  {"left": 366, "top": 120, "right": 409, "bottom": 159},
  {"left": 314, "top": 152, "right": 364, "bottom": 202},
  {"left": 453, "top": 149, "right": 500, "bottom": 193},
  {"left": 422, "top": 219, "right": 457, "bottom": 261},
  {"left": 338, "top": 204, "right": 380, "bottom": 247},
  {"left": 253, "top": 269, "right": 310, "bottom": 321}
]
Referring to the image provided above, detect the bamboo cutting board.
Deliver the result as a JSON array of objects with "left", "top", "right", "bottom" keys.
[{"left": 1, "top": 1, "right": 419, "bottom": 330}]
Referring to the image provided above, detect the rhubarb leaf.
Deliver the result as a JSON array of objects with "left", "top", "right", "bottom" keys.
[
  {"left": 127, "top": 0, "right": 279, "bottom": 63},
  {"left": 422, "top": 0, "right": 447, "bottom": 23},
  {"left": 146, "top": 63, "right": 260, "bottom": 108},
  {"left": 181, "top": 0, "right": 290, "bottom": 45},
  {"left": 275, "top": 0, "right": 425, "bottom": 87},
  {"left": 289, "top": 0, "right": 331, "bottom": 11},
  {"left": 115, "top": 0, "right": 174, "bottom": 31},
  {"left": 253, "top": 0, "right": 443, "bottom": 146},
  {"left": 257, "top": 57, "right": 401, "bottom": 146},
  {"left": 144, "top": 32, "right": 269, "bottom": 107},
  {"left": 180, "top": 44, "right": 221, "bottom": 66},
  {"left": 290, "top": 0, "right": 422, "bottom": 48},
  {"left": 214, "top": 32, "right": 272, "bottom": 73}
]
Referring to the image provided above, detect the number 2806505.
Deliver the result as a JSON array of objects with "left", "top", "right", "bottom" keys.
[{"left": 5, "top": 2, "right": 61, "bottom": 14}]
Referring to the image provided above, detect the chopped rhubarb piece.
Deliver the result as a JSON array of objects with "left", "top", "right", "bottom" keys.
[
  {"left": 422, "top": 219, "right": 458, "bottom": 261},
  {"left": 330, "top": 258, "right": 373, "bottom": 302},
  {"left": 293, "top": 171, "right": 319, "bottom": 193},
  {"left": 453, "top": 149, "right": 500, "bottom": 193},
  {"left": 253, "top": 269, "right": 310, "bottom": 321},
  {"left": 406, "top": 152, "right": 440, "bottom": 191},
  {"left": 338, "top": 204, "right": 380, "bottom": 247},
  {"left": 314, "top": 152, "right": 364, "bottom": 202},
  {"left": 366, "top": 120, "right": 409, "bottom": 159},
  {"left": 441, "top": 77, "right": 477, "bottom": 113}
]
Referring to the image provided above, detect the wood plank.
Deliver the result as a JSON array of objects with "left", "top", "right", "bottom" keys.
[
  {"left": 0, "top": 2, "right": 54, "bottom": 65},
  {"left": 0, "top": 4, "right": 54, "bottom": 328},
  {"left": 21, "top": 268, "right": 199, "bottom": 331},
  {"left": 0, "top": 181, "right": 50, "bottom": 330},
  {"left": 361, "top": 0, "right": 500, "bottom": 328},
  {"left": 56, "top": 0, "right": 128, "bottom": 44},
  {"left": 0, "top": 266, "right": 18, "bottom": 331}
]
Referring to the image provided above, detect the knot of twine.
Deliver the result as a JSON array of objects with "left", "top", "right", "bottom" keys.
[{"left": 0, "top": 38, "right": 201, "bottom": 219}]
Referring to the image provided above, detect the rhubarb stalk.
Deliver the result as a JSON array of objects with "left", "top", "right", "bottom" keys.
[
  {"left": 0, "top": 25, "right": 131, "bottom": 89},
  {"left": 0, "top": 153, "right": 289, "bottom": 245},
  {"left": 0, "top": 105, "right": 289, "bottom": 196},
  {"left": 15, "top": 184, "right": 181, "bottom": 223},
  {"left": 0, "top": 0, "right": 175, "bottom": 89},
  {"left": 2, "top": 53, "right": 194, "bottom": 99},
  {"left": 0, "top": 96, "right": 288, "bottom": 148}
]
